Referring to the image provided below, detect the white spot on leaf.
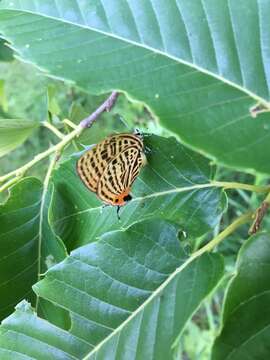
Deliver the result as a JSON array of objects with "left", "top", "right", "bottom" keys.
[{"left": 45, "top": 254, "right": 56, "bottom": 269}]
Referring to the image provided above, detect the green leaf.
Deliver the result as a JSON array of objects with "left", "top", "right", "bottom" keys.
[
  {"left": 0, "top": 300, "right": 89, "bottom": 359},
  {"left": 51, "top": 134, "right": 226, "bottom": 250},
  {"left": 0, "top": 178, "right": 41, "bottom": 320},
  {"left": 0, "top": 119, "right": 38, "bottom": 157},
  {"left": 0, "top": 178, "right": 67, "bottom": 322},
  {"left": 212, "top": 232, "right": 270, "bottom": 360},
  {"left": 32, "top": 219, "right": 224, "bottom": 359},
  {"left": 0, "top": 220, "right": 223, "bottom": 359},
  {"left": 47, "top": 85, "right": 61, "bottom": 117},
  {"left": 0, "top": 1, "right": 269, "bottom": 173}
]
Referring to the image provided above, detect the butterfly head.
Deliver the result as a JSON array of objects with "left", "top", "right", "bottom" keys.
[
  {"left": 133, "top": 128, "right": 143, "bottom": 138},
  {"left": 123, "top": 194, "right": 132, "bottom": 202},
  {"left": 113, "top": 188, "right": 132, "bottom": 206},
  {"left": 115, "top": 191, "right": 132, "bottom": 220}
]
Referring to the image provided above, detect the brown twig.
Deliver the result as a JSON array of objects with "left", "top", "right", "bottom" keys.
[
  {"left": 79, "top": 91, "right": 119, "bottom": 128},
  {"left": 0, "top": 91, "right": 120, "bottom": 186},
  {"left": 249, "top": 201, "right": 270, "bottom": 235}
]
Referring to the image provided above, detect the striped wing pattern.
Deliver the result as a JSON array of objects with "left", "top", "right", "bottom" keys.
[
  {"left": 77, "top": 133, "right": 145, "bottom": 206},
  {"left": 97, "top": 146, "right": 142, "bottom": 204}
]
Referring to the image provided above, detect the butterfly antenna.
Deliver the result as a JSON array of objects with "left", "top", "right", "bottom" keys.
[
  {"left": 117, "top": 115, "right": 130, "bottom": 130},
  {"left": 79, "top": 143, "right": 96, "bottom": 150},
  {"left": 100, "top": 203, "right": 110, "bottom": 213}
]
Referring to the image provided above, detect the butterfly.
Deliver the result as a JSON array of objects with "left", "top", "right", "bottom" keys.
[{"left": 77, "top": 132, "right": 147, "bottom": 214}]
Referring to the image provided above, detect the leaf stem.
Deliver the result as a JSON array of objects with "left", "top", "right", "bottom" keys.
[
  {"left": 42, "top": 121, "right": 65, "bottom": 139},
  {"left": 35, "top": 151, "right": 60, "bottom": 313},
  {"left": 265, "top": 191, "right": 270, "bottom": 204},
  {"left": 132, "top": 180, "right": 270, "bottom": 204},
  {"left": 0, "top": 175, "right": 22, "bottom": 193},
  {"left": 211, "top": 180, "right": 270, "bottom": 193},
  {"left": 0, "top": 128, "right": 81, "bottom": 184},
  {"left": 192, "top": 211, "right": 253, "bottom": 257},
  {"left": 62, "top": 118, "right": 78, "bottom": 130}
]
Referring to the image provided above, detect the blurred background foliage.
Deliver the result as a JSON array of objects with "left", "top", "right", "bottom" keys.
[
  {"left": 0, "top": 42, "right": 268, "bottom": 360},
  {"left": 0, "top": 46, "right": 155, "bottom": 198}
]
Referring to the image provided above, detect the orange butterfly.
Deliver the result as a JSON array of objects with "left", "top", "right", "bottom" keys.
[{"left": 77, "top": 132, "right": 147, "bottom": 212}]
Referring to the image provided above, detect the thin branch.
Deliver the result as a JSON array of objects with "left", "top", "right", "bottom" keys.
[
  {"left": 42, "top": 121, "right": 65, "bottom": 139},
  {"left": 249, "top": 202, "right": 270, "bottom": 235},
  {"left": 193, "top": 211, "right": 253, "bottom": 256},
  {"left": 79, "top": 91, "right": 119, "bottom": 128},
  {"left": 212, "top": 180, "right": 270, "bottom": 193},
  {"left": 0, "top": 129, "right": 80, "bottom": 185},
  {"left": 62, "top": 118, "right": 77, "bottom": 130},
  {"left": 0, "top": 175, "right": 22, "bottom": 193},
  {"left": 35, "top": 151, "right": 61, "bottom": 313},
  {"left": 0, "top": 92, "right": 120, "bottom": 186},
  {"left": 249, "top": 190, "right": 270, "bottom": 235}
]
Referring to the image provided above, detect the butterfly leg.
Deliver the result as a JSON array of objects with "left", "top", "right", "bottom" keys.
[
  {"left": 144, "top": 146, "right": 151, "bottom": 154},
  {"left": 116, "top": 206, "right": 121, "bottom": 220},
  {"left": 100, "top": 203, "right": 110, "bottom": 213}
]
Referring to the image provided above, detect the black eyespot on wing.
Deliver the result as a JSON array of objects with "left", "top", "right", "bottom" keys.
[{"left": 123, "top": 194, "right": 132, "bottom": 202}]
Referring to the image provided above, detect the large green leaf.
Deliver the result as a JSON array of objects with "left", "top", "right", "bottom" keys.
[
  {"left": 0, "top": 119, "right": 38, "bottom": 157},
  {"left": 0, "top": 1, "right": 269, "bottom": 173},
  {"left": 32, "top": 219, "right": 223, "bottom": 359},
  {"left": 0, "top": 178, "right": 66, "bottom": 322},
  {"left": 51, "top": 134, "right": 226, "bottom": 250},
  {"left": 0, "top": 178, "right": 41, "bottom": 320},
  {"left": 212, "top": 232, "right": 270, "bottom": 360},
  {"left": 0, "top": 300, "right": 89, "bottom": 359}
]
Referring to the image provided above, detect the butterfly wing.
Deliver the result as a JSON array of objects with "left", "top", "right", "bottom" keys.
[
  {"left": 77, "top": 141, "right": 109, "bottom": 192},
  {"left": 77, "top": 133, "right": 144, "bottom": 193},
  {"left": 110, "top": 133, "right": 144, "bottom": 153},
  {"left": 97, "top": 146, "right": 144, "bottom": 206}
]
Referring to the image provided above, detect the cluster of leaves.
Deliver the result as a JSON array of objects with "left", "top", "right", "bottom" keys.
[{"left": 0, "top": 1, "right": 270, "bottom": 359}]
